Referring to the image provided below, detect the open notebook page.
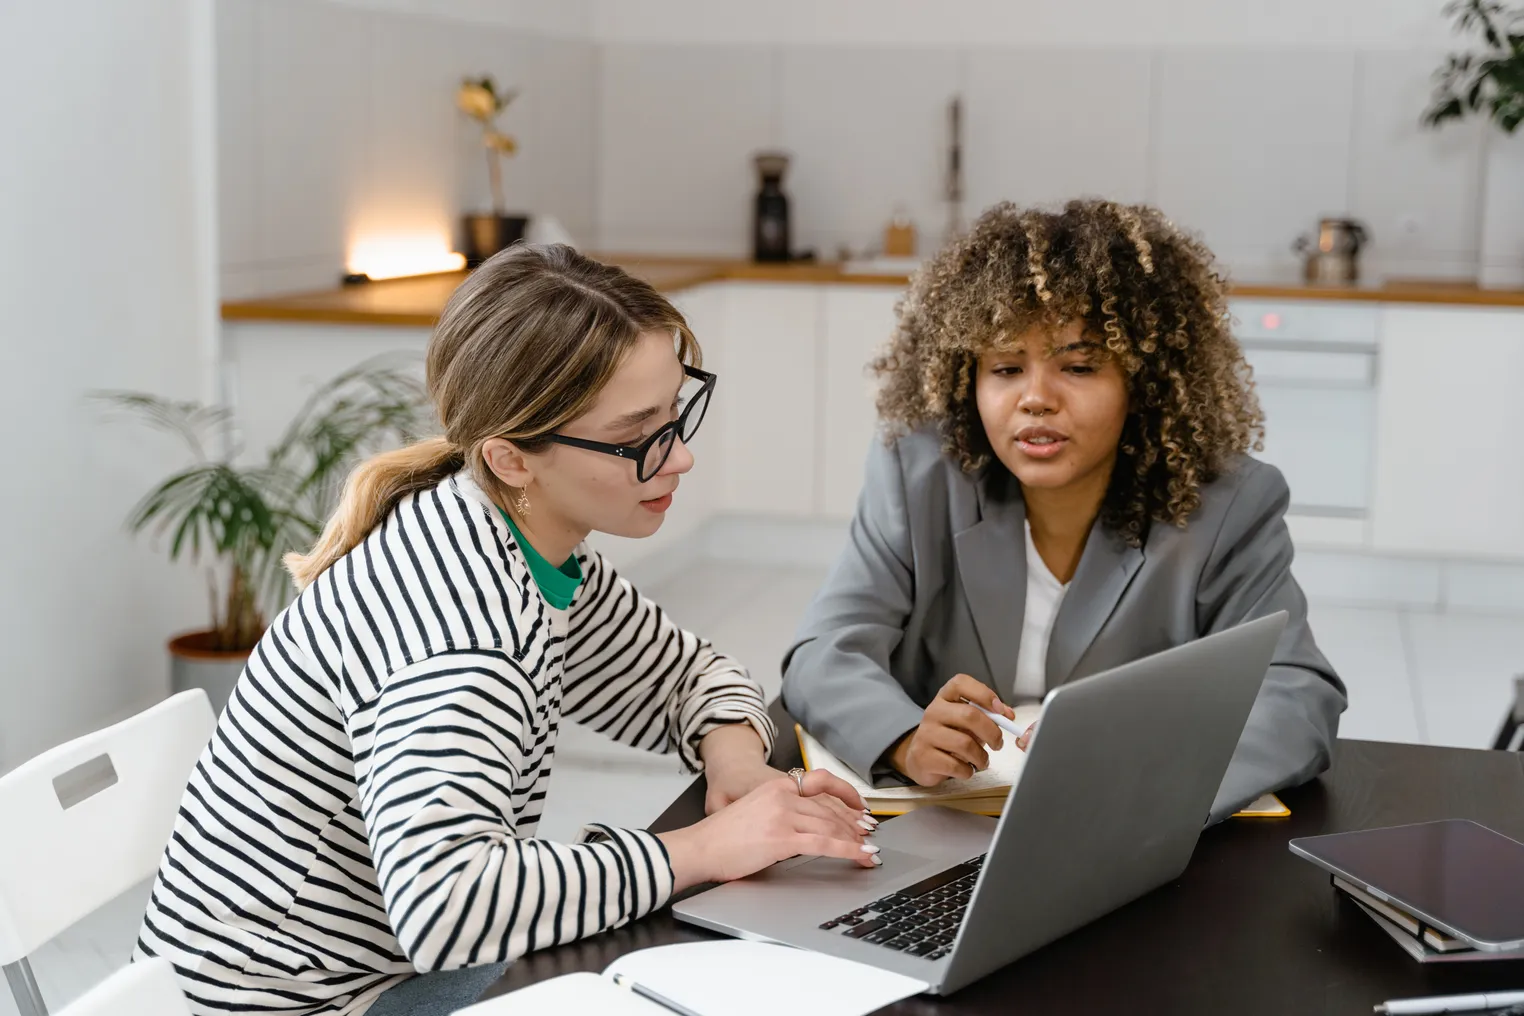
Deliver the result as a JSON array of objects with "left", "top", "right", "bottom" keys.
[{"left": 605, "top": 941, "right": 928, "bottom": 1016}]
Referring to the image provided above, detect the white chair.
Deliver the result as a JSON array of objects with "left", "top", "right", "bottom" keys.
[
  {"left": 54, "top": 957, "right": 190, "bottom": 1016},
  {"left": 0, "top": 691, "right": 216, "bottom": 1016},
  {"left": 1493, "top": 675, "right": 1524, "bottom": 751}
]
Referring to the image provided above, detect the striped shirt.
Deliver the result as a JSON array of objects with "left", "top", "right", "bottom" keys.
[{"left": 134, "top": 473, "right": 775, "bottom": 1014}]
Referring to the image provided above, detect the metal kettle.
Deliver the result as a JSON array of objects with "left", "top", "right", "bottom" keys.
[{"left": 1293, "top": 217, "right": 1369, "bottom": 285}]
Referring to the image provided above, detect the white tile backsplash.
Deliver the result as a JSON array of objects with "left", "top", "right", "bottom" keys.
[
  {"left": 1480, "top": 131, "right": 1524, "bottom": 287},
  {"left": 596, "top": 43, "right": 779, "bottom": 255},
  {"left": 964, "top": 49, "right": 1153, "bottom": 214},
  {"left": 1349, "top": 51, "right": 1486, "bottom": 280},
  {"left": 254, "top": 0, "right": 371, "bottom": 274},
  {"left": 218, "top": 3, "right": 590, "bottom": 298},
  {"left": 360, "top": 11, "right": 471, "bottom": 244},
  {"left": 216, "top": 6, "right": 1502, "bottom": 294},
  {"left": 777, "top": 47, "right": 962, "bottom": 257},
  {"left": 1151, "top": 49, "right": 1358, "bottom": 280},
  {"left": 523, "top": 36, "right": 599, "bottom": 244}
]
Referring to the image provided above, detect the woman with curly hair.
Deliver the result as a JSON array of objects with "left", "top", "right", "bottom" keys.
[{"left": 781, "top": 199, "right": 1346, "bottom": 822}]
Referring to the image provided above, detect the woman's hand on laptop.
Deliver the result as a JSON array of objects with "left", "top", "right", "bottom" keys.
[
  {"left": 702, "top": 760, "right": 789, "bottom": 815},
  {"left": 699, "top": 722, "right": 788, "bottom": 815},
  {"left": 889, "top": 674, "right": 1015, "bottom": 786},
  {"left": 658, "top": 771, "right": 880, "bottom": 892}
]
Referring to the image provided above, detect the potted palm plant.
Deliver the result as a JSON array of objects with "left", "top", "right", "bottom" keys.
[{"left": 100, "top": 359, "right": 430, "bottom": 712}]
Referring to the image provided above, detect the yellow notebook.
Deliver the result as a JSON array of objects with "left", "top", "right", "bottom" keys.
[{"left": 794, "top": 723, "right": 1288, "bottom": 820}]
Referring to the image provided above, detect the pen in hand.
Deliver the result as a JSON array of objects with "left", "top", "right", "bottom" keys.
[{"left": 961, "top": 698, "right": 1035, "bottom": 750}]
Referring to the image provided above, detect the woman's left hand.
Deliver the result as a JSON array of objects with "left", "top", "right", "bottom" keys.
[
  {"left": 699, "top": 723, "right": 779, "bottom": 814},
  {"left": 703, "top": 758, "right": 791, "bottom": 814}
]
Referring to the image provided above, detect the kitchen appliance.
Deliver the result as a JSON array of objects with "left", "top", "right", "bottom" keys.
[
  {"left": 752, "top": 151, "right": 792, "bottom": 262},
  {"left": 944, "top": 95, "right": 963, "bottom": 244},
  {"left": 1232, "top": 297, "right": 1380, "bottom": 546},
  {"left": 1293, "top": 217, "right": 1369, "bottom": 285}
]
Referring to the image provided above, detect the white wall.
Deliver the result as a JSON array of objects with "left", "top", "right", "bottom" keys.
[
  {"left": 216, "top": 0, "right": 598, "bottom": 299},
  {"left": 593, "top": 38, "right": 1489, "bottom": 281},
  {"left": 591, "top": 0, "right": 1452, "bottom": 49},
  {"left": 216, "top": 0, "right": 1503, "bottom": 297},
  {"left": 330, "top": 0, "right": 594, "bottom": 37},
  {"left": 0, "top": 0, "right": 215, "bottom": 771}
]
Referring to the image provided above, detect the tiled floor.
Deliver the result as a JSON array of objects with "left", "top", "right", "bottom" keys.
[{"left": 9, "top": 561, "right": 1521, "bottom": 1014}]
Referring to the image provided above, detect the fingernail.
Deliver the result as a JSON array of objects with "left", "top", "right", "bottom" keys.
[
  {"left": 870, "top": 854, "right": 884, "bottom": 866},
  {"left": 863, "top": 814, "right": 879, "bottom": 826},
  {"left": 861, "top": 843, "right": 880, "bottom": 854},
  {"left": 858, "top": 819, "right": 876, "bottom": 832}
]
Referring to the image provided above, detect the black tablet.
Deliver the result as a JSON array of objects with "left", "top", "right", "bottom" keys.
[{"left": 1289, "top": 819, "right": 1524, "bottom": 951}]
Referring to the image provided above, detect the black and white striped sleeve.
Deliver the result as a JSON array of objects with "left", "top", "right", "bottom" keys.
[
  {"left": 562, "top": 550, "right": 777, "bottom": 771},
  {"left": 352, "top": 649, "right": 675, "bottom": 972}
]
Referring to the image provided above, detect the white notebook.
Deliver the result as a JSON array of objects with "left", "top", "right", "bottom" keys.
[
  {"left": 460, "top": 940, "right": 927, "bottom": 1016},
  {"left": 796, "top": 717, "right": 1289, "bottom": 820}
]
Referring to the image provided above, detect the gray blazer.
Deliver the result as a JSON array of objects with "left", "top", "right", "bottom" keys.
[{"left": 781, "top": 427, "right": 1347, "bottom": 822}]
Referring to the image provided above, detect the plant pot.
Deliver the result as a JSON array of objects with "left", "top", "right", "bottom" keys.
[
  {"left": 462, "top": 213, "right": 529, "bottom": 267},
  {"left": 168, "top": 630, "right": 251, "bottom": 716}
]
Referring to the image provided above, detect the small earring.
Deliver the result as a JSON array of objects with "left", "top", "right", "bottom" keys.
[{"left": 513, "top": 487, "right": 531, "bottom": 517}]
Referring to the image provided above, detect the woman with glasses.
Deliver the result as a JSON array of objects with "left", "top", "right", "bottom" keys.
[{"left": 134, "top": 245, "right": 877, "bottom": 1016}]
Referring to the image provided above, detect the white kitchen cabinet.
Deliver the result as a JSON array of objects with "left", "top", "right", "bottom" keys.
[
  {"left": 1232, "top": 299, "right": 1381, "bottom": 346},
  {"left": 1228, "top": 299, "right": 1380, "bottom": 535},
  {"left": 587, "top": 284, "right": 732, "bottom": 579},
  {"left": 714, "top": 283, "right": 822, "bottom": 516},
  {"left": 819, "top": 286, "right": 902, "bottom": 517},
  {"left": 1371, "top": 306, "right": 1524, "bottom": 558},
  {"left": 668, "top": 283, "right": 728, "bottom": 526}
]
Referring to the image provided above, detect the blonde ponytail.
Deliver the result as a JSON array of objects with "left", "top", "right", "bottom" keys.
[{"left": 285, "top": 436, "right": 464, "bottom": 590}]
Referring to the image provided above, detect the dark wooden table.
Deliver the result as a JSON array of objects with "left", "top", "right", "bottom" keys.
[{"left": 488, "top": 713, "right": 1524, "bottom": 1015}]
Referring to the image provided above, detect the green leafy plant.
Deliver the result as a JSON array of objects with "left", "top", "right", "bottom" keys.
[
  {"left": 99, "top": 359, "right": 431, "bottom": 651},
  {"left": 1426, "top": 0, "right": 1524, "bottom": 133}
]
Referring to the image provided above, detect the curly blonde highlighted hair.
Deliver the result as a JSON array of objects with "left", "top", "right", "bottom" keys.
[{"left": 874, "top": 198, "right": 1264, "bottom": 547}]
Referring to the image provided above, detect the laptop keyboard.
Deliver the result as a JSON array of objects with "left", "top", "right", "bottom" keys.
[{"left": 816, "top": 854, "right": 985, "bottom": 960}]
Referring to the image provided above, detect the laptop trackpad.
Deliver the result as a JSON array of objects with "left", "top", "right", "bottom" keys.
[{"left": 748, "top": 846, "right": 936, "bottom": 887}]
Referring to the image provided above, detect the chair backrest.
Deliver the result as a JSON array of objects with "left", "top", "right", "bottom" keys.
[
  {"left": 56, "top": 958, "right": 191, "bottom": 1016},
  {"left": 0, "top": 691, "right": 216, "bottom": 963}
]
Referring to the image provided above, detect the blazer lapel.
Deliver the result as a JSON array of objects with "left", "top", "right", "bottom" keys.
[
  {"left": 1045, "top": 523, "right": 1144, "bottom": 688},
  {"left": 954, "top": 469, "right": 1027, "bottom": 700}
]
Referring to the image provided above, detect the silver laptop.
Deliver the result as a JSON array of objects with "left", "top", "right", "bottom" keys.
[{"left": 673, "top": 612, "right": 1288, "bottom": 995}]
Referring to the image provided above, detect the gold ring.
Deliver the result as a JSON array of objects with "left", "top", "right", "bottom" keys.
[{"left": 787, "top": 767, "right": 807, "bottom": 794}]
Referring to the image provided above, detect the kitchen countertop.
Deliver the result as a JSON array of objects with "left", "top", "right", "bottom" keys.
[{"left": 220, "top": 255, "right": 1524, "bottom": 327}]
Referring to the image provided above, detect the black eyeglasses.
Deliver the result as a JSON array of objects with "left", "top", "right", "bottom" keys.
[{"left": 545, "top": 365, "right": 715, "bottom": 482}]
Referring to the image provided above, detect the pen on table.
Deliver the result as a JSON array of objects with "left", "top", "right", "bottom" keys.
[
  {"left": 962, "top": 698, "right": 1028, "bottom": 741},
  {"left": 1374, "top": 989, "right": 1524, "bottom": 1015},
  {"left": 611, "top": 972, "right": 706, "bottom": 1016}
]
